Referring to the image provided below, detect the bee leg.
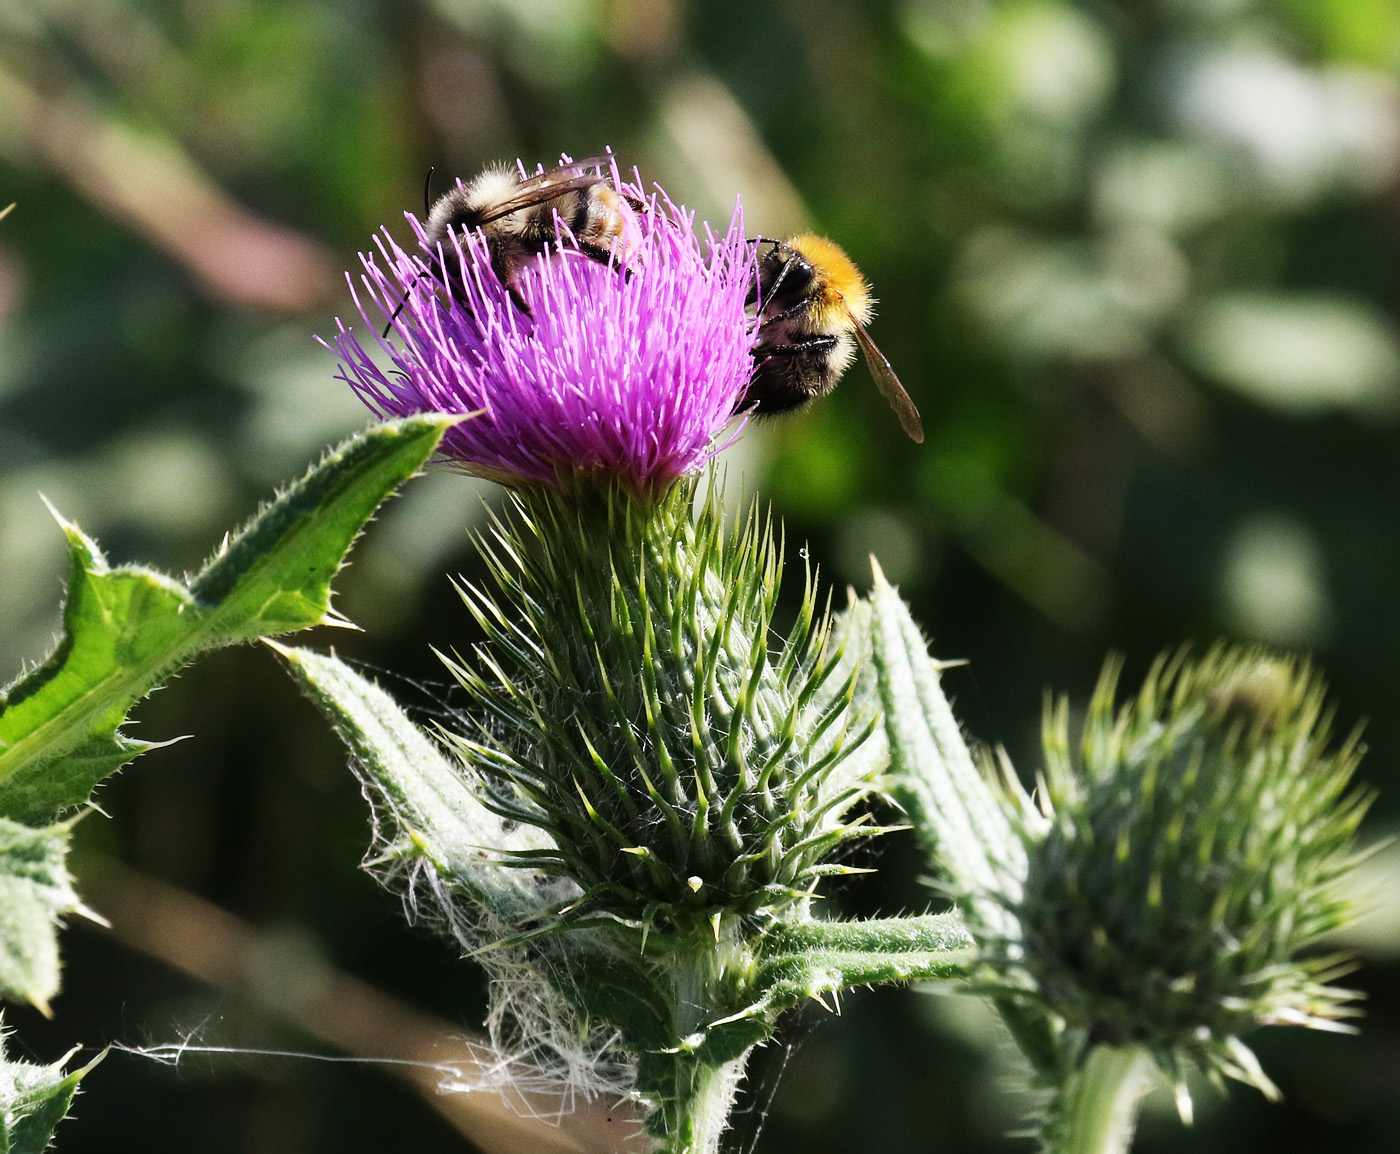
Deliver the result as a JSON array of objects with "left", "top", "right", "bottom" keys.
[
  {"left": 382, "top": 265, "right": 438, "bottom": 337},
  {"left": 426, "top": 258, "right": 481, "bottom": 321},
  {"left": 752, "top": 335, "right": 839, "bottom": 358},
  {"left": 574, "top": 239, "right": 635, "bottom": 282},
  {"left": 382, "top": 293, "right": 413, "bottom": 338},
  {"left": 575, "top": 239, "right": 623, "bottom": 267},
  {"left": 756, "top": 253, "right": 801, "bottom": 312},
  {"left": 489, "top": 244, "right": 535, "bottom": 318},
  {"left": 762, "top": 298, "right": 820, "bottom": 326}
]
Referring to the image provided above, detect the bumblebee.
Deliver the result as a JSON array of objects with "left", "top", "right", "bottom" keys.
[
  {"left": 744, "top": 233, "right": 923, "bottom": 443},
  {"left": 424, "top": 157, "right": 637, "bottom": 313}
]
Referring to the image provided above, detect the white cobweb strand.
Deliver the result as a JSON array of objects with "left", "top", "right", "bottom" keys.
[{"left": 354, "top": 769, "right": 642, "bottom": 1117}]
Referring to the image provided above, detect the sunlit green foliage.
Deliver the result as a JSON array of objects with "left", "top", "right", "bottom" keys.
[{"left": 1, "top": 1, "right": 1396, "bottom": 1150}]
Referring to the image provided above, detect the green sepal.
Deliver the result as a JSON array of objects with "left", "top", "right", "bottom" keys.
[
  {"left": 0, "top": 819, "right": 81, "bottom": 1010},
  {"left": 0, "top": 1040, "right": 102, "bottom": 1154},
  {"left": 0, "top": 417, "right": 450, "bottom": 823}
]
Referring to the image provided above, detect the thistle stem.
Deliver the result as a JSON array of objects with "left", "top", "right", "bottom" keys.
[
  {"left": 637, "top": 921, "right": 760, "bottom": 1154},
  {"left": 649, "top": 1051, "right": 751, "bottom": 1154},
  {"left": 1044, "top": 1044, "right": 1152, "bottom": 1154}
]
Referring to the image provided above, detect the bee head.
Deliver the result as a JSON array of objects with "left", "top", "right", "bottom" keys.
[{"left": 757, "top": 241, "right": 818, "bottom": 311}]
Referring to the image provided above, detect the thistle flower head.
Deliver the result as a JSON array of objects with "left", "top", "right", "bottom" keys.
[
  {"left": 995, "top": 645, "right": 1371, "bottom": 1098},
  {"left": 328, "top": 158, "right": 757, "bottom": 496}
]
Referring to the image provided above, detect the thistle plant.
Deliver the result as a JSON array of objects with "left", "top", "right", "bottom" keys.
[
  {"left": 871, "top": 570, "right": 1372, "bottom": 1154},
  {"left": 286, "top": 160, "right": 973, "bottom": 1153},
  {"left": 1025, "top": 652, "right": 1367, "bottom": 1096},
  {"left": 0, "top": 153, "right": 1378, "bottom": 1154}
]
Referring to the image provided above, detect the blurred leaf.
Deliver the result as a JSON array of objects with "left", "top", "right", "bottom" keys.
[
  {"left": 1181, "top": 292, "right": 1400, "bottom": 418},
  {"left": 0, "top": 818, "right": 78, "bottom": 1012},
  {"left": 1293, "top": 0, "right": 1400, "bottom": 67}
]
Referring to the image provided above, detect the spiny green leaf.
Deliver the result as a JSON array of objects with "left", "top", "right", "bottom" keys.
[
  {"left": 278, "top": 643, "right": 662, "bottom": 1096},
  {"left": 768, "top": 912, "right": 973, "bottom": 957},
  {"left": 191, "top": 418, "right": 452, "bottom": 637},
  {"left": 0, "top": 418, "right": 449, "bottom": 823},
  {"left": 0, "top": 528, "right": 194, "bottom": 821},
  {"left": 757, "top": 913, "right": 975, "bottom": 1008},
  {"left": 271, "top": 643, "right": 555, "bottom": 924},
  {"left": 0, "top": 736, "right": 165, "bottom": 830},
  {"left": 0, "top": 819, "right": 80, "bottom": 1010},
  {"left": 867, "top": 567, "right": 1067, "bottom": 1077},
  {"left": 867, "top": 563, "right": 1027, "bottom": 935},
  {"left": 0, "top": 1040, "right": 102, "bottom": 1154}
]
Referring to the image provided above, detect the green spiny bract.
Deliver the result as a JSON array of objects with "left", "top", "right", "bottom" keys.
[
  {"left": 440, "top": 476, "right": 881, "bottom": 938},
  {"left": 1006, "top": 645, "right": 1370, "bottom": 1096}
]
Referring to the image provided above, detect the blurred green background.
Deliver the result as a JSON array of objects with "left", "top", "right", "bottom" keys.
[{"left": 4, "top": 0, "right": 1400, "bottom": 1150}]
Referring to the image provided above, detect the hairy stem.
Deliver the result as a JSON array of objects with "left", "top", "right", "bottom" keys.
[
  {"left": 1043, "top": 1045, "right": 1152, "bottom": 1154},
  {"left": 642, "top": 922, "right": 759, "bottom": 1154},
  {"left": 649, "top": 1051, "right": 751, "bottom": 1154}
]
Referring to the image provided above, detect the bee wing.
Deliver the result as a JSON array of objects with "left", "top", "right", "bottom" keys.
[
  {"left": 556, "top": 154, "right": 611, "bottom": 173},
  {"left": 471, "top": 171, "right": 607, "bottom": 226},
  {"left": 852, "top": 319, "right": 925, "bottom": 443}
]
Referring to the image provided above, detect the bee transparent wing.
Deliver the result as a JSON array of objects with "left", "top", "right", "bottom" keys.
[
  {"left": 852, "top": 320, "right": 924, "bottom": 443},
  {"left": 556, "top": 155, "right": 611, "bottom": 173},
  {"left": 471, "top": 171, "right": 607, "bottom": 226}
]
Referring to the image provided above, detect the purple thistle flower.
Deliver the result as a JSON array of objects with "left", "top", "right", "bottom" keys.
[{"left": 329, "top": 161, "right": 757, "bottom": 494}]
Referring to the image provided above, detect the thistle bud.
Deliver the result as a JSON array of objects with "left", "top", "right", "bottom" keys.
[
  {"left": 1010, "top": 646, "right": 1370, "bottom": 1100},
  {"left": 445, "top": 479, "right": 880, "bottom": 935}
]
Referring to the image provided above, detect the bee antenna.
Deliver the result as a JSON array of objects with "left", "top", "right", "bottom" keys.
[
  {"left": 382, "top": 297, "right": 407, "bottom": 338},
  {"left": 381, "top": 267, "right": 431, "bottom": 338},
  {"left": 756, "top": 243, "right": 801, "bottom": 312},
  {"left": 422, "top": 166, "right": 436, "bottom": 217}
]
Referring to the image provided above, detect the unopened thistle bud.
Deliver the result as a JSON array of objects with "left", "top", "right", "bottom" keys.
[
  {"left": 1006, "top": 646, "right": 1370, "bottom": 1104},
  {"left": 449, "top": 481, "right": 879, "bottom": 932}
]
